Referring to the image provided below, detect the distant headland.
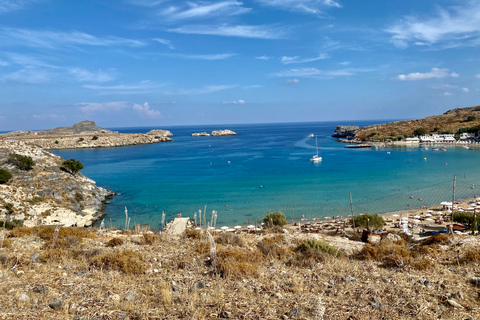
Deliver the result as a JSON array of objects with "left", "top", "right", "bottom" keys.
[{"left": 0, "top": 120, "right": 173, "bottom": 149}]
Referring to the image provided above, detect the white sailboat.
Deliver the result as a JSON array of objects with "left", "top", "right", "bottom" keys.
[{"left": 310, "top": 136, "right": 322, "bottom": 162}]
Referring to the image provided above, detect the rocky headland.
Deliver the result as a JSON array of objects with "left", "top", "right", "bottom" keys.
[
  {"left": 331, "top": 125, "right": 359, "bottom": 138},
  {"left": 0, "top": 139, "right": 113, "bottom": 227},
  {"left": 192, "top": 129, "right": 237, "bottom": 137},
  {"left": 0, "top": 120, "right": 173, "bottom": 150}
]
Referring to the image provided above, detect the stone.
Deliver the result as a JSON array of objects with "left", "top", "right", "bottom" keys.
[
  {"left": 110, "top": 294, "right": 120, "bottom": 302},
  {"left": 115, "top": 311, "right": 128, "bottom": 319},
  {"left": 0, "top": 273, "right": 8, "bottom": 279},
  {"left": 49, "top": 300, "right": 63, "bottom": 310},
  {"left": 288, "top": 308, "right": 300, "bottom": 317},
  {"left": 275, "top": 293, "right": 283, "bottom": 299},
  {"left": 31, "top": 253, "right": 40, "bottom": 263},
  {"left": 172, "top": 286, "right": 181, "bottom": 293},
  {"left": 344, "top": 275, "right": 356, "bottom": 282},
  {"left": 470, "top": 278, "right": 480, "bottom": 285},
  {"left": 383, "top": 233, "right": 402, "bottom": 242},
  {"left": 329, "top": 279, "right": 335, "bottom": 286},
  {"left": 219, "top": 310, "right": 231, "bottom": 318},
  {"left": 76, "top": 271, "right": 86, "bottom": 276},
  {"left": 371, "top": 296, "right": 381, "bottom": 303},
  {"left": 454, "top": 291, "right": 464, "bottom": 300},
  {"left": 19, "top": 294, "right": 29, "bottom": 302},
  {"left": 125, "top": 294, "right": 136, "bottom": 301},
  {"left": 373, "top": 303, "right": 383, "bottom": 311},
  {"left": 196, "top": 280, "right": 206, "bottom": 289},
  {"left": 0, "top": 308, "right": 3, "bottom": 312},
  {"left": 447, "top": 300, "right": 463, "bottom": 308},
  {"left": 33, "top": 284, "right": 46, "bottom": 294}
]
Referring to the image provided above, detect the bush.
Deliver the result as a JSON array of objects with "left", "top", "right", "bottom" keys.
[
  {"left": 453, "top": 212, "right": 480, "bottom": 230},
  {"left": 263, "top": 211, "right": 287, "bottom": 227},
  {"left": 467, "top": 115, "right": 476, "bottom": 122},
  {"left": 107, "top": 237, "right": 124, "bottom": 247},
  {"left": 62, "top": 159, "right": 84, "bottom": 176},
  {"left": 257, "top": 236, "right": 294, "bottom": 261},
  {"left": 350, "top": 214, "right": 385, "bottom": 231},
  {"left": 8, "top": 153, "right": 35, "bottom": 170},
  {"left": 92, "top": 135, "right": 99, "bottom": 140},
  {"left": 217, "top": 247, "right": 264, "bottom": 278},
  {"left": 215, "top": 232, "right": 244, "bottom": 247},
  {"left": 0, "top": 219, "right": 23, "bottom": 230},
  {"left": 295, "top": 239, "right": 342, "bottom": 257},
  {"left": 0, "top": 169, "right": 12, "bottom": 184},
  {"left": 74, "top": 192, "right": 84, "bottom": 202},
  {"left": 143, "top": 233, "right": 160, "bottom": 245},
  {"left": 89, "top": 249, "right": 145, "bottom": 274},
  {"left": 413, "top": 127, "right": 428, "bottom": 136},
  {"left": 5, "top": 203, "right": 14, "bottom": 214}
]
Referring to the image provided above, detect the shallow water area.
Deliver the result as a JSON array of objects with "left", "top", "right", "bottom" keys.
[{"left": 51, "top": 121, "right": 480, "bottom": 229}]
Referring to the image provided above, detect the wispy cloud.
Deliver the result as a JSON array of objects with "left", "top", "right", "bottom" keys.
[
  {"left": 165, "top": 53, "right": 236, "bottom": 60},
  {"left": 429, "top": 83, "right": 469, "bottom": 96},
  {"left": 125, "top": 0, "right": 167, "bottom": 7},
  {"left": 0, "top": 59, "right": 9, "bottom": 66},
  {"left": 69, "top": 68, "right": 115, "bottom": 82},
  {"left": 274, "top": 67, "right": 373, "bottom": 78},
  {"left": 152, "top": 38, "right": 175, "bottom": 49},
  {"left": 32, "top": 113, "right": 66, "bottom": 121},
  {"left": 386, "top": 3, "right": 480, "bottom": 49},
  {"left": 83, "top": 81, "right": 169, "bottom": 95},
  {"left": 76, "top": 101, "right": 131, "bottom": 113},
  {"left": 255, "top": 0, "right": 341, "bottom": 15},
  {"left": 396, "top": 68, "right": 459, "bottom": 81},
  {"left": 133, "top": 102, "right": 162, "bottom": 118},
  {"left": 476, "top": 74, "right": 480, "bottom": 78},
  {"left": 0, "top": 0, "right": 41, "bottom": 13},
  {"left": 223, "top": 99, "right": 245, "bottom": 104},
  {"left": 165, "top": 85, "right": 235, "bottom": 95},
  {"left": 339, "top": 61, "right": 350, "bottom": 66},
  {"left": 0, "top": 28, "right": 146, "bottom": 49},
  {"left": 280, "top": 53, "right": 328, "bottom": 64},
  {"left": 0, "top": 66, "right": 54, "bottom": 84},
  {"left": 161, "top": 1, "right": 251, "bottom": 21},
  {"left": 169, "top": 24, "right": 285, "bottom": 39},
  {"left": 282, "top": 78, "right": 299, "bottom": 85},
  {"left": 255, "top": 55, "right": 272, "bottom": 60}
]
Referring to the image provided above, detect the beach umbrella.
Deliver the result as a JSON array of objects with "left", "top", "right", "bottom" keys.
[
  {"left": 427, "top": 210, "right": 433, "bottom": 213},
  {"left": 425, "top": 218, "right": 433, "bottom": 221},
  {"left": 234, "top": 226, "right": 242, "bottom": 229},
  {"left": 207, "top": 226, "right": 215, "bottom": 230},
  {"left": 247, "top": 225, "right": 255, "bottom": 229},
  {"left": 226, "top": 228, "right": 235, "bottom": 232},
  {"left": 255, "top": 228, "right": 262, "bottom": 231},
  {"left": 195, "top": 227, "right": 201, "bottom": 230},
  {"left": 467, "top": 207, "right": 475, "bottom": 211},
  {"left": 412, "top": 215, "right": 420, "bottom": 219},
  {"left": 392, "top": 214, "right": 399, "bottom": 217},
  {"left": 413, "top": 219, "right": 421, "bottom": 223},
  {"left": 215, "top": 229, "right": 222, "bottom": 233},
  {"left": 401, "top": 217, "right": 409, "bottom": 220},
  {"left": 220, "top": 226, "right": 229, "bottom": 230}
]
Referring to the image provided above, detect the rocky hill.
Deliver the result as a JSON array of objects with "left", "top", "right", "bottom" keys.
[
  {"left": 0, "top": 139, "right": 113, "bottom": 227},
  {"left": 354, "top": 105, "right": 480, "bottom": 141},
  {"left": 0, "top": 121, "right": 173, "bottom": 149}
]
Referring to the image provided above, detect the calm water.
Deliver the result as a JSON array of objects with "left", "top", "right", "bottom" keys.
[{"left": 51, "top": 121, "right": 480, "bottom": 229}]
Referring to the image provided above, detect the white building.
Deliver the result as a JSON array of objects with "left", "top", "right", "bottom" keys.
[
  {"left": 459, "top": 132, "right": 476, "bottom": 140},
  {"left": 419, "top": 134, "right": 456, "bottom": 143},
  {"left": 404, "top": 137, "right": 420, "bottom": 143}
]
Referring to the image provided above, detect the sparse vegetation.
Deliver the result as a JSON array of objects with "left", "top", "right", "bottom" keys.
[
  {"left": 263, "top": 211, "right": 287, "bottom": 227},
  {"left": 107, "top": 237, "right": 124, "bottom": 247},
  {"left": 8, "top": 153, "right": 35, "bottom": 170},
  {"left": 5, "top": 203, "right": 14, "bottom": 214},
  {"left": 413, "top": 127, "right": 428, "bottom": 136},
  {"left": 350, "top": 214, "right": 385, "bottom": 231},
  {"left": 62, "top": 158, "right": 84, "bottom": 176},
  {"left": 0, "top": 169, "right": 12, "bottom": 184},
  {"left": 466, "top": 115, "right": 476, "bottom": 122},
  {"left": 90, "top": 249, "right": 145, "bottom": 274}
]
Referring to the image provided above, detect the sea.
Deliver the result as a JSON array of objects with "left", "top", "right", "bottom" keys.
[{"left": 50, "top": 121, "right": 480, "bottom": 229}]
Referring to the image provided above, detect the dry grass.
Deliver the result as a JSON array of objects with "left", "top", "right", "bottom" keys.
[
  {"left": 215, "top": 232, "right": 245, "bottom": 247},
  {"left": 217, "top": 246, "right": 264, "bottom": 278},
  {"left": 89, "top": 249, "right": 145, "bottom": 274},
  {"left": 106, "top": 237, "right": 124, "bottom": 247},
  {"left": 143, "top": 233, "right": 160, "bottom": 245}
]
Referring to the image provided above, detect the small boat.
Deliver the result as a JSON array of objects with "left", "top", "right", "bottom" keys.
[
  {"left": 310, "top": 137, "right": 322, "bottom": 162},
  {"left": 309, "top": 133, "right": 314, "bottom": 138},
  {"left": 440, "top": 147, "right": 447, "bottom": 151}
]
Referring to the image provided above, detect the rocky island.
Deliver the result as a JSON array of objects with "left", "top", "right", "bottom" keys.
[
  {"left": 0, "top": 139, "right": 113, "bottom": 227},
  {"left": 192, "top": 129, "right": 237, "bottom": 137},
  {"left": 0, "top": 120, "right": 173, "bottom": 150}
]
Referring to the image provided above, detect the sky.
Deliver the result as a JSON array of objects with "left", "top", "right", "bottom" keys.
[{"left": 1, "top": 0, "right": 480, "bottom": 130}]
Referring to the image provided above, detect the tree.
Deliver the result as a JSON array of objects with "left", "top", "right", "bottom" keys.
[
  {"left": 0, "top": 169, "right": 12, "bottom": 184},
  {"left": 467, "top": 115, "right": 476, "bottom": 122},
  {"left": 350, "top": 214, "right": 385, "bottom": 231},
  {"left": 263, "top": 211, "right": 287, "bottom": 227},
  {"left": 8, "top": 153, "right": 35, "bottom": 170},
  {"left": 62, "top": 159, "right": 84, "bottom": 176},
  {"left": 413, "top": 127, "right": 428, "bottom": 136}
]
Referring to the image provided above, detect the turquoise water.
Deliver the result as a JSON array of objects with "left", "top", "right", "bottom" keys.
[{"left": 51, "top": 121, "right": 480, "bottom": 229}]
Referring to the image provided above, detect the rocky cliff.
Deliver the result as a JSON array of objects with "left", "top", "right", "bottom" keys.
[
  {"left": 0, "top": 139, "right": 113, "bottom": 227},
  {"left": 0, "top": 121, "right": 173, "bottom": 149},
  {"left": 332, "top": 126, "right": 359, "bottom": 138},
  {"left": 192, "top": 129, "right": 237, "bottom": 137}
]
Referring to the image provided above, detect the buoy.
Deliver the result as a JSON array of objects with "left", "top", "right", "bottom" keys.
[
  {"left": 387, "top": 152, "right": 390, "bottom": 154},
  {"left": 419, "top": 198, "right": 423, "bottom": 201},
  {"left": 424, "top": 158, "right": 427, "bottom": 161},
  {"left": 410, "top": 196, "right": 414, "bottom": 199}
]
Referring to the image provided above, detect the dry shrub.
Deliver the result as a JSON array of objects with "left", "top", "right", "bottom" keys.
[
  {"left": 195, "top": 241, "right": 210, "bottom": 254},
  {"left": 215, "top": 233, "right": 244, "bottom": 247},
  {"left": 458, "top": 249, "right": 480, "bottom": 264},
  {"left": 107, "top": 237, "right": 124, "bottom": 247},
  {"left": 89, "top": 249, "right": 145, "bottom": 274},
  {"left": 257, "top": 237, "right": 294, "bottom": 261},
  {"left": 0, "top": 254, "right": 15, "bottom": 268},
  {"left": 71, "top": 248, "right": 102, "bottom": 260},
  {"left": 8, "top": 227, "right": 32, "bottom": 238},
  {"left": 42, "top": 236, "right": 81, "bottom": 250},
  {"left": 39, "top": 249, "right": 69, "bottom": 263},
  {"left": 184, "top": 229, "right": 201, "bottom": 239},
  {"left": 38, "top": 227, "right": 95, "bottom": 240},
  {"left": 410, "top": 257, "right": 435, "bottom": 270},
  {"left": 420, "top": 233, "right": 450, "bottom": 246},
  {"left": 1, "top": 239, "right": 12, "bottom": 248},
  {"left": 217, "top": 247, "right": 264, "bottom": 278},
  {"left": 143, "top": 233, "right": 160, "bottom": 245},
  {"left": 290, "top": 239, "right": 341, "bottom": 267}
]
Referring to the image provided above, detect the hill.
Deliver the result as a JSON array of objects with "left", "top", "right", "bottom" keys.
[{"left": 354, "top": 105, "right": 480, "bottom": 141}]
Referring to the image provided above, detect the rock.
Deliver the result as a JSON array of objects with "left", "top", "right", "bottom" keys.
[
  {"left": 329, "top": 279, "right": 335, "bottom": 286},
  {"left": 383, "top": 233, "right": 402, "bottom": 242},
  {"left": 344, "top": 275, "right": 356, "bottom": 282},
  {"left": 0, "top": 273, "right": 8, "bottom": 279},
  {"left": 447, "top": 299, "right": 463, "bottom": 308},
  {"left": 195, "top": 280, "right": 206, "bottom": 289},
  {"left": 373, "top": 303, "right": 383, "bottom": 311},
  {"left": 33, "top": 284, "right": 46, "bottom": 294},
  {"left": 110, "top": 294, "right": 120, "bottom": 302},
  {"left": 454, "top": 291, "right": 464, "bottom": 300},
  {"left": 470, "top": 277, "right": 480, "bottom": 285},
  {"left": 332, "top": 126, "right": 359, "bottom": 138},
  {"left": 371, "top": 296, "right": 381, "bottom": 303},
  {"left": 31, "top": 253, "right": 40, "bottom": 263},
  {"left": 115, "top": 311, "right": 128, "bottom": 319},
  {"left": 19, "top": 294, "right": 29, "bottom": 302},
  {"left": 288, "top": 308, "right": 300, "bottom": 317},
  {"left": 125, "top": 294, "right": 136, "bottom": 301},
  {"left": 76, "top": 271, "right": 86, "bottom": 276},
  {"left": 211, "top": 130, "right": 236, "bottom": 136},
  {"left": 192, "top": 132, "right": 210, "bottom": 137},
  {"left": 49, "top": 300, "right": 63, "bottom": 310},
  {"left": 0, "top": 308, "right": 3, "bottom": 312},
  {"left": 275, "top": 293, "right": 283, "bottom": 299},
  {"left": 219, "top": 310, "right": 231, "bottom": 318},
  {"left": 145, "top": 129, "right": 173, "bottom": 137},
  {"left": 172, "top": 286, "right": 181, "bottom": 293}
]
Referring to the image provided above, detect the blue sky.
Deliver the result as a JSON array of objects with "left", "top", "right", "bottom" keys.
[{"left": 1, "top": 0, "right": 480, "bottom": 130}]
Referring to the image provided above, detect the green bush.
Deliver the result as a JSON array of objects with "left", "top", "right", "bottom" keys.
[
  {"left": 295, "top": 239, "right": 342, "bottom": 257},
  {"left": 413, "top": 127, "right": 428, "bottom": 136},
  {"left": 62, "top": 159, "right": 84, "bottom": 176},
  {"left": 350, "top": 214, "right": 385, "bottom": 231},
  {"left": 263, "top": 211, "right": 287, "bottom": 227},
  {"left": 8, "top": 154, "right": 35, "bottom": 170},
  {"left": 5, "top": 203, "right": 14, "bottom": 214},
  {"left": 0, "top": 219, "right": 23, "bottom": 230},
  {"left": 453, "top": 212, "right": 480, "bottom": 230},
  {"left": 0, "top": 169, "right": 12, "bottom": 184},
  {"left": 466, "top": 115, "right": 476, "bottom": 122}
]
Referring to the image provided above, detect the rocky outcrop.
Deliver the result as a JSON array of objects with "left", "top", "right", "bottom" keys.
[
  {"left": 192, "top": 130, "right": 237, "bottom": 137},
  {"left": 2, "top": 120, "right": 117, "bottom": 137},
  {"left": 0, "top": 139, "right": 113, "bottom": 227},
  {"left": 146, "top": 129, "right": 173, "bottom": 137},
  {"left": 332, "top": 126, "right": 359, "bottom": 138}
]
